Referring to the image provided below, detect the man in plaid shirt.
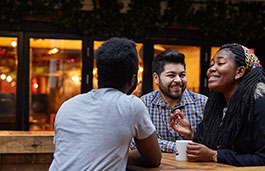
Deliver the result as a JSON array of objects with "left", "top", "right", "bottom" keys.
[{"left": 141, "top": 50, "right": 208, "bottom": 153}]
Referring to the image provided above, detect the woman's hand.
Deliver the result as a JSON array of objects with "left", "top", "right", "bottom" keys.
[
  {"left": 170, "top": 109, "right": 193, "bottom": 140},
  {"left": 187, "top": 142, "right": 217, "bottom": 162}
]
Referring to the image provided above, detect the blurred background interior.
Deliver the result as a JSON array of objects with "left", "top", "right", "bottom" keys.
[{"left": 0, "top": 0, "right": 264, "bottom": 131}]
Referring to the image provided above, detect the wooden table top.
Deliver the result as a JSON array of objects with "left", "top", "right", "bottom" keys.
[
  {"left": 127, "top": 152, "right": 265, "bottom": 171},
  {"left": 0, "top": 131, "right": 54, "bottom": 136},
  {"left": 0, "top": 131, "right": 54, "bottom": 153},
  {"left": 1, "top": 131, "right": 264, "bottom": 170}
]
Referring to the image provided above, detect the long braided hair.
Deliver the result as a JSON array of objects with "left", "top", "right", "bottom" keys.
[{"left": 193, "top": 43, "right": 265, "bottom": 150}]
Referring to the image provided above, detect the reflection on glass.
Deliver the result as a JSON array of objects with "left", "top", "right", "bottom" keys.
[
  {"left": 0, "top": 37, "right": 17, "bottom": 130},
  {"left": 30, "top": 38, "right": 82, "bottom": 131},
  {"left": 153, "top": 44, "right": 201, "bottom": 93},
  {"left": 93, "top": 41, "right": 144, "bottom": 97}
]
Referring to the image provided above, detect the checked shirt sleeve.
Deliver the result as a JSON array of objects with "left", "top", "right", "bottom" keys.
[{"left": 157, "top": 134, "right": 177, "bottom": 153}]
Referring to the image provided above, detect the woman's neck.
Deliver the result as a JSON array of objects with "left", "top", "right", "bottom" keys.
[{"left": 223, "top": 84, "right": 239, "bottom": 104}]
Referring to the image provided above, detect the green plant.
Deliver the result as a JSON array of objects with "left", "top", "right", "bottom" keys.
[{"left": 0, "top": 0, "right": 264, "bottom": 41}]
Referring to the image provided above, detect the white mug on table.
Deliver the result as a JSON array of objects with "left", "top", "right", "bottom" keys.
[{"left": 175, "top": 140, "right": 192, "bottom": 161}]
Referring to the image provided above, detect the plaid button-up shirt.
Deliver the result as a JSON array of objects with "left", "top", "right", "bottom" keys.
[{"left": 141, "top": 89, "right": 208, "bottom": 153}]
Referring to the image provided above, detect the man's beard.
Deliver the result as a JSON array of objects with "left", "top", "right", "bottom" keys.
[{"left": 158, "top": 78, "right": 185, "bottom": 100}]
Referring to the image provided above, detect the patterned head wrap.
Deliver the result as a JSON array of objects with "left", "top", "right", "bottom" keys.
[{"left": 236, "top": 44, "right": 262, "bottom": 70}]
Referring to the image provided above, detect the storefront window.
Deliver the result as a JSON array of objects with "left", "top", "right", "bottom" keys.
[
  {"left": 211, "top": 47, "right": 219, "bottom": 60},
  {"left": 29, "top": 38, "right": 82, "bottom": 131},
  {"left": 0, "top": 37, "right": 17, "bottom": 130},
  {"left": 93, "top": 41, "right": 144, "bottom": 97},
  {"left": 153, "top": 44, "right": 201, "bottom": 93}
]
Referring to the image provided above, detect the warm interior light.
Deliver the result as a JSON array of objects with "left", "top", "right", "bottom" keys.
[
  {"left": 0, "top": 74, "right": 6, "bottom": 80},
  {"left": 48, "top": 48, "right": 59, "bottom": 55},
  {"left": 11, "top": 41, "right": 17, "bottom": 48},
  {"left": 93, "top": 68, "right": 97, "bottom": 75},
  {"left": 6, "top": 75, "right": 12, "bottom": 82},
  {"left": 139, "top": 67, "right": 143, "bottom": 72},
  {"left": 33, "top": 83, "right": 39, "bottom": 89},
  {"left": 71, "top": 76, "right": 80, "bottom": 85},
  {"left": 154, "top": 45, "right": 166, "bottom": 51},
  {"left": 30, "top": 38, "right": 82, "bottom": 50},
  {"left": 71, "top": 76, "right": 79, "bottom": 82},
  {"left": 11, "top": 81, "right": 16, "bottom": 87}
]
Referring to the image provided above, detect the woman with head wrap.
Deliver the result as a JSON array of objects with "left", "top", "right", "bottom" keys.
[{"left": 170, "top": 43, "right": 265, "bottom": 166}]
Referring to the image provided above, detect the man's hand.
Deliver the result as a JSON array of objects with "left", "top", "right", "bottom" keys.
[
  {"left": 186, "top": 142, "right": 217, "bottom": 162},
  {"left": 170, "top": 109, "right": 193, "bottom": 140}
]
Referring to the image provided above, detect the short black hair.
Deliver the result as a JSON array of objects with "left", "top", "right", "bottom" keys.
[
  {"left": 96, "top": 37, "right": 138, "bottom": 90},
  {"left": 152, "top": 50, "right": 185, "bottom": 75}
]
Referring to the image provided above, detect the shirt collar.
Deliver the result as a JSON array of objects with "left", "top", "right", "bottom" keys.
[{"left": 151, "top": 89, "right": 196, "bottom": 109}]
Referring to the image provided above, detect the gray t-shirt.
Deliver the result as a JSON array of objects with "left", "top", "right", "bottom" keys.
[{"left": 49, "top": 88, "right": 155, "bottom": 171}]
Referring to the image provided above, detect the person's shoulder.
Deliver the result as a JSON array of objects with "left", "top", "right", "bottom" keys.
[
  {"left": 126, "top": 94, "right": 142, "bottom": 101},
  {"left": 118, "top": 93, "right": 145, "bottom": 108},
  {"left": 254, "top": 92, "right": 265, "bottom": 108},
  {"left": 62, "top": 93, "right": 85, "bottom": 105},
  {"left": 253, "top": 82, "right": 265, "bottom": 112},
  {"left": 123, "top": 95, "right": 149, "bottom": 118},
  {"left": 56, "top": 93, "right": 88, "bottom": 119},
  {"left": 253, "top": 91, "right": 265, "bottom": 122},
  {"left": 254, "top": 82, "right": 265, "bottom": 100},
  {"left": 60, "top": 91, "right": 94, "bottom": 109}
]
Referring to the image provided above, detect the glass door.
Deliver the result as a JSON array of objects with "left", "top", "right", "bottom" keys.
[
  {"left": 0, "top": 37, "right": 18, "bottom": 130},
  {"left": 29, "top": 38, "right": 82, "bottom": 131}
]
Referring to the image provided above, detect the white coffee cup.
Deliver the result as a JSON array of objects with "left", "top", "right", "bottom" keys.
[{"left": 175, "top": 140, "right": 192, "bottom": 161}]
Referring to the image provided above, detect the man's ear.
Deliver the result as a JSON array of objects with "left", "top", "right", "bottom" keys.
[
  {"left": 153, "top": 72, "right": 159, "bottom": 85},
  {"left": 235, "top": 66, "right": 246, "bottom": 80}
]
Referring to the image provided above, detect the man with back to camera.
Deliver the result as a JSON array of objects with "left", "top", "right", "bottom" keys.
[
  {"left": 49, "top": 37, "right": 161, "bottom": 171},
  {"left": 140, "top": 50, "right": 208, "bottom": 153}
]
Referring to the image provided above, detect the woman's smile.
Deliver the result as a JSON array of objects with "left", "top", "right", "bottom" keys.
[{"left": 208, "top": 74, "right": 220, "bottom": 83}]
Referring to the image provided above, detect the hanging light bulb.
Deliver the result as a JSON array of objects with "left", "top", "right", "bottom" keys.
[
  {"left": 6, "top": 75, "right": 12, "bottom": 82},
  {"left": 11, "top": 41, "right": 17, "bottom": 48},
  {"left": 0, "top": 74, "right": 6, "bottom": 80}
]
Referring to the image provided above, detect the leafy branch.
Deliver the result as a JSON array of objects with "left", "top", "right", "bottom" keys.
[{"left": 0, "top": 0, "right": 264, "bottom": 41}]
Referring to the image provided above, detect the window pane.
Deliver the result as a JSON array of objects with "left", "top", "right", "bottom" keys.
[
  {"left": 30, "top": 38, "right": 82, "bottom": 131},
  {"left": 153, "top": 44, "right": 201, "bottom": 93},
  {"left": 210, "top": 47, "right": 220, "bottom": 60},
  {"left": 93, "top": 41, "right": 144, "bottom": 97},
  {"left": 0, "top": 37, "right": 17, "bottom": 130}
]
